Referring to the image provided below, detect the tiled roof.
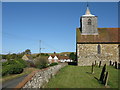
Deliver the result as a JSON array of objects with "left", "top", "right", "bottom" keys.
[
  {"left": 59, "top": 56, "right": 70, "bottom": 59},
  {"left": 49, "top": 54, "right": 70, "bottom": 59},
  {"left": 50, "top": 54, "right": 59, "bottom": 58},
  {"left": 76, "top": 28, "right": 120, "bottom": 43}
]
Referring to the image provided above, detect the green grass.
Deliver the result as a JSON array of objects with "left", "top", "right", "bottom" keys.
[{"left": 45, "top": 65, "right": 118, "bottom": 88}]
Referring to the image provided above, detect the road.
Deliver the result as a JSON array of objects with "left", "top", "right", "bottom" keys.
[{"left": 2, "top": 74, "right": 28, "bottom": 89}]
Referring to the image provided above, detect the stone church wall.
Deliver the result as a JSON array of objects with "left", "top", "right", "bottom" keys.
[{"left": 77, "top": 44, "right": 119, "bottom": 66}]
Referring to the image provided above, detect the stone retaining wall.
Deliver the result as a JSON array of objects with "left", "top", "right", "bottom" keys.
[{"left": 22, "top": 63, "right": 67, "bottom": 88}]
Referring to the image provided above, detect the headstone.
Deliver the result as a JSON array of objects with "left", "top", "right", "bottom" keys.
[
  {"left": 112, "top": 62, "right": 114, "bottom": 66},
  {"left": 99, "top": 64, "right": 106, "bottom": 82},
  {"left": 91, "top": 63, "right": 94, "bottom": 74},
  {"left": 104, "top": 71, "right": 109, "bottom": 86},
  {"left": 118, "top": 63, "right": 120, "bottom": 69},
  {"left": 109, "top": 60, "right": 112, "bottom": 66},
  {"left": 115, "top": 61, "right": 118, "bottom": 69},
  {"left": 95, "top": 60, "right": 96, "bottom": 66},
  {"left": 99, "top": 61, "right": 101, "bottom": 68}
]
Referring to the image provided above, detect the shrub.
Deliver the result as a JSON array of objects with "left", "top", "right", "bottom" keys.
[
  {"left": 2, "top": 64, "right": 23, "bottom": 76},
  {"left": 2, "top": 65, "right": 10, "bottom": 76},
  {"left": 2, "top": 60, "right": 16, "bottom": 66},
  {"left": 49, "top": 63, "right": 58, "bottom": 66},
  {"left": 15, "top": 59, "right": 27, "bottom": 68},
  {"left": 9, "top": 64, "right": 23, "bottom": 74},
  {"left": 2, "top": 59, "right": 26, "bottom": 76},
  {"left": 34, "top": 56, "right": 48, "bottom": 69}
]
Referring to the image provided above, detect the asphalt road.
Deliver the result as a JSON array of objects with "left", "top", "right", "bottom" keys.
[{"left": 2, "top": 74, "right": 28, "bottom": 89}]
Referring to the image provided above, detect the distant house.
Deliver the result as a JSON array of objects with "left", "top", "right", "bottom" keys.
[
  {"left": 48, "top": 54, "right": 59, "bottom": 63},
  {"left": 48, "top": 54, "right": 73, "bottom": 63},
  {"left": 22, "top": 54, "right": 35, "bottom": 67},
  {"left": 59, "top": 56, "right": 73, "bottom": 63},
  {"left": 22, "top": 54, "right": 33, "bottom": 61}
]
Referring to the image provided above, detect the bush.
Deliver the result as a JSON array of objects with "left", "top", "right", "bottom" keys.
[
  {"left": 2, "top": 64, "right": 23, "bottom": 76},
  {"left": 2, "top": 65, "right": 10, "bottom": 76},
  {"left": 2, "top": 60, "right": 16, "bottom": 66},
  {"left": 34, "top": 56, "right": 48, "bottom": 69},
  {"left": 49, "top": 63, "right": 58, "bottom": 66},
  {"left": 9, "top": 64, "right": 23, "bottom": 74},
  {"left": 2, "top": 59, "right": 26, "bottom": 76},
  {"left": 15, "top": 59, "right": 27, "bottom": 68}
]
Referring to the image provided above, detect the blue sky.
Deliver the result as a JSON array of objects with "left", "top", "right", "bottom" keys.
[{"left": 2, "top": 2, "right": 118, "bottom": 54}]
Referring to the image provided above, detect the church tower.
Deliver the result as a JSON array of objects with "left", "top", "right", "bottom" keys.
[{"left": 80, "top": 4, "right": 98, "bottom": 35}]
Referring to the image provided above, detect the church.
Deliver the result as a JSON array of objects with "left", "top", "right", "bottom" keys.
[{"left": 76, "top": 5, "right": 120, "bottom": 66}]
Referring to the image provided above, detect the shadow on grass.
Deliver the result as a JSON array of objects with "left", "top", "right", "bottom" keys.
[
  {"left": 94, "top": 76, "right": 99, "bottom": 81},
  {"left": 68, "top": 62, "right": 77, "bottom": 66},
  {"left": 86, "top": 72, "right": 92, "bottom": 74}
]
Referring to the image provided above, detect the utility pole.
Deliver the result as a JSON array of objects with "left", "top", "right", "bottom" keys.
[
  {"left": 39, "top": 40, "right": 41, "bottom": 54},
  {"left": 39, "top": 40, "right": 45, "bottom": 55}
]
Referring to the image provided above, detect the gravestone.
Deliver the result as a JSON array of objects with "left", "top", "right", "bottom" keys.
[
  {"left": 118, "top": 63, "right": 120, "bottom": 69},
  {"left": 95, "top": 60, "right": 96, "bottom": 66},
  {"left": 115, "top": 61, "right": 118, "bottom": 69},
  {"left": 109, "top": 60, "right": 112, "bottom": 66},
  {"left": 112, "top": 62, "right": 114, "bottom": 66},
  {"left": 91, "top": 63, "right": 94, "bottom": 74},
  {"left": 99, "top": 64, "right": 106, "bottom": 82},
  {"left": 104, "top": 71, "right": 109, "bottom": 86},
  {"left": 99, "top": 61, "right": 101, "bottom": 68}
]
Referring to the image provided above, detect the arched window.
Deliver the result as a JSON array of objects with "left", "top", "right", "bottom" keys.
[
  {"left": 97, "top": 44, "right": 101, "bottom": 54},
  {"left": 88, "top": 19, "right": 91, "bottom": 25}
]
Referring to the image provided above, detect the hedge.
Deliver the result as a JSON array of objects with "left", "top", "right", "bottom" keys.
[{"left": 49, "top": 63, "right": 58, "bottom": 66}]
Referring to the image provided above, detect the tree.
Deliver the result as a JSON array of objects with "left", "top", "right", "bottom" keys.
[
  {"left": 69, "top": 52, "right": 76, "bottom": 60},
  {"left": 10, "top": 53, "right": 17, "bottom": 59},
  {"left": 2, "top": 55, "right": 7, "bottom": 59},
  {"left": 36, "top": 53, "right": 49, "bottom": 57},
  {"left": 34, "top": 56, "right": 48, "bottom": 69},
  {"left": 25, "top": 49, "right": 31, "bottom": 54}
]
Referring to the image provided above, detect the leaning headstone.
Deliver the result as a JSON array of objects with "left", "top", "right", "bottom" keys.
[
  {"left": 99, "top": 61, "right": 101, "bottom": 68},
  {"left": 95, "top": 60, "right": 96, "bottom": 66},
  {"left": 99, "top": 64, "right": 106, "bottom": 82},
  {"left": 104, "top": 71, "right": 109, "bottom": 86},
  {"left": 109, "top": 60, "right": 112, "bottom": 66},
  {"left": 115, "top": 61, "right": 118, "bottom": 69},
  {"left": 91, "top": 63, "right": 94, "bottom": 74}
]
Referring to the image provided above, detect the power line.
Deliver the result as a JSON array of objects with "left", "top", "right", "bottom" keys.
[{"left": 2, "top": 31, "right": 61, "bottom": 53}]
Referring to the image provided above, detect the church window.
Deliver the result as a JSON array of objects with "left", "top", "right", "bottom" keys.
[
  {"left": 88, "top": 19, "right": 91, "bottom": 25},
  {"left": 97, "top": 44, "right": 101, "bottom": 54}
]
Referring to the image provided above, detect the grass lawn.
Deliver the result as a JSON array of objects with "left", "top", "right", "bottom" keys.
[
  {"left": 45, "top": 65, "right": 119, "bottom": 88},
  {"left": 0, "top": 67, "right": 39, "bottom": 83}
]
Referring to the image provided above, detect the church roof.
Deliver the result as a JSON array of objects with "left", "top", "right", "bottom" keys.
[{"left": 76, "top": 28, "right": 120, "bottom": 43}]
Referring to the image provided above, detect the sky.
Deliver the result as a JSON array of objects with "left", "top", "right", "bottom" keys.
[{"left": 2, "top": 2, "right": 118, "bottom": 54}]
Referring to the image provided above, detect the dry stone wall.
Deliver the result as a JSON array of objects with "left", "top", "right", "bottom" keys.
[
  {"left": 77, "top": 44, "right": 119, "bottom": 66},
  {"left": 22, "top": 63, "right": 67, "bottom": 88}
]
